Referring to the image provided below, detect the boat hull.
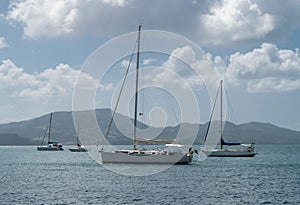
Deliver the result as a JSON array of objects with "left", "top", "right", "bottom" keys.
[
  {"left": 202, "top": 149, "right": 256, "bottom": 157},
  {"left": 69, "top": 148, "right": 87, "bottom": 152},
  {"left": 37, "top": 146, "right": 63, "bottom": 151},
  {"left": 101, "top": 152, "right": 193, "bottom": 164}
]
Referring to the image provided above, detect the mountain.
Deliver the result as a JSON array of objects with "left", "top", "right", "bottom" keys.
[
  {"left": 0, "top": 134, "right": 34, "bottom": 146},
  {"left": 0, "top": 109, "right": 140, "bottom": 145},
  {"left": 238, "top": 122, "right": 300, "bottom": 144},
  {"left": 0, "top": 109, "right": 299, "bottom": 145}
]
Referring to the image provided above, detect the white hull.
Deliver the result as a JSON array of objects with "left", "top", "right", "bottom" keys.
[
  {"left": 101, "top": 151, "right": 193, "bottom": 164},
  {"left": 37, "top": 146, "right": 63, "bottom": 151},
  {"left": 202, "top": 149, "right": 256, "bottom": 157}
]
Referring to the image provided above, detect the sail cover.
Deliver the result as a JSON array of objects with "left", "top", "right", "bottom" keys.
[{"left": 221, "top": 138, "right": 241, "bottom": 146}]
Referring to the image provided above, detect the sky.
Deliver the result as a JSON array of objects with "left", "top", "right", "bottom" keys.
[{"left": 0, "top": 0, "right": 300, "bottom": 131}]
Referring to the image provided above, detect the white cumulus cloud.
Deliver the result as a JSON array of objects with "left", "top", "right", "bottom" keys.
[
  {"left": 6, "top": 0, "right": 127, "bottom": 39},
  {"left": 149, "top": 45, "right": 218, "bottom": 90},
  {"left": 223, "top": 43, "right": 300, "bottom": 92},
  {"left": 0, "top": 59, "right": 38, "bottom": 89},
  {"left": 0, "top": 59, "right": 112, "bottom": 100},
  {"left": 146, "top": 43, "right": 300, "bottom": 93},
  {"left": 6, "top": 0, "right": 299, "bottom": 46},
  {"left": 200, "top": 0, "right": 276, "bottom": 45},
  {"left": 17, "top": 63, "right": 83, "bottom": 98}
]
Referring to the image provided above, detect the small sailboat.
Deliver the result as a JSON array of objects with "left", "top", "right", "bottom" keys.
[
  {"left": 100, "top": 25, "right": 193, "bottom": 164},
  {"left": 69, "top": 143, "right": 87, "bottom": 152},
  {"left": 201, "top": 80, "right": 256, "bottom": 157},
  {"left": 37, "top": 113, "right": 63, "bottom": 151},
  {"left": 69, "top": 124, "right": 87, "bottom": 152}
]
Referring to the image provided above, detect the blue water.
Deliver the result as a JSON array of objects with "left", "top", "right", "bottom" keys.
[{"left": 0, "top": 146, "right": 299, "bottom": 204}]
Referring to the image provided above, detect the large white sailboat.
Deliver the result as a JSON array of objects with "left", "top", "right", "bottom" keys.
[
  {"left": 37, "top": 113, "right": 63, "bottom": 151},
  {"left": 201, "top": 80, "right": 256, "bottom": 157},
  {"left": 100, "top": 25, "right": 193, "bottom": 164}
]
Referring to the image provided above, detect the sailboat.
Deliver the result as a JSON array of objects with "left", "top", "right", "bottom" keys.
[
  {"left": 69, "top": 124, "right": 87, "bottom": 152},
  {"left": 201, "top": 80, "right": 256, "bottom": 157},
  {"left": 37, "top": 113, "right": 64, "bottom": 151},
  {"left": 100, "top": 25, "right": 193, "bottom": 164}
]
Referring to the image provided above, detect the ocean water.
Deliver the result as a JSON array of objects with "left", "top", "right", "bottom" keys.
[{"left": 0, "top": 145, "right": 299, "bottom": 205}]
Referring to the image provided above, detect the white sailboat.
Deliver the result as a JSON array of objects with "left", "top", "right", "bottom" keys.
[
  {"left": 37, "top": 113, "right": 63, "bottom": 151},
  {"left": 100, "top": 25, "right": 193, "bottom": 164},
  {"left": 201, "top": 80, "right": 256, "bottom": 157},
  {"left": 69, "top": 123, "right": 87, "bottom": 152},
  {"left": 69, "top": 143, "right": 87, "bottom": 152}
]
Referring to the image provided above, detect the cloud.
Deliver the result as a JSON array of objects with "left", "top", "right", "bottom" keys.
[
  {"left": 119, "top": 59, "right": 136, "bottom": 74},
  {"left": 0, "top": 59, "right": 112, "bottom": 100},
  {"left": 17, "top": 63, "right": 83, "bottom": 98},
  {"left": 246, "top": 77, "right": 300, "bottom": 92},
  {"left": 5, "top": 0, "right": 130, "bottom": 39},
  {"left": 6, "top": 0, "right": 299, "bottom": 46},
  {"left": 102, "top": 0, "right": 127, "bottom": 6},
  {"left": 143, "top": 58, "right": 157, "bottom": 66},
  {"left": 151, "top": 46, "right": 197, "bottom": 89},
  {"left": 143, "top": 43, "right": 300, "bottom": 93},
  {"left": 149, "top": 45, "right": 217, "bottom": 90},
  {"left": 200, "top": 0, "right": 276, "bottom": 45},
  {"left": 7, "top": 0, "right": 75, "bottom": 38},
  {"left": 0, "top": 37, "right": 9, "bottom": 49},
  {"left": 0, "top": 59, "right": 38, "bottom": 89},
  {"left": 222, "top": 43, "right": 300, "bottom": 92}
]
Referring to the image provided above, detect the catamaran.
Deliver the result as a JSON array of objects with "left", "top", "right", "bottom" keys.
[
  {"left": 201, "top": 80, "right": 256, "bottom": 157},
  {"left": 100, "top": 25, "right": 193, "bottom": 164},
  {"left": 37, "top": 113, "right": 63, "bottom": 151}
]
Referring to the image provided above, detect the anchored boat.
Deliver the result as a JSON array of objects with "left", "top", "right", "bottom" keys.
[
  {"left": 100, "top": 25, "right": 193, "bottom": 164},
  {"left": 37, "top": 113, "right": 63, "bottom": 151},
  {"left": 201, "top": 80, "right": 256, "bottom": 157}
]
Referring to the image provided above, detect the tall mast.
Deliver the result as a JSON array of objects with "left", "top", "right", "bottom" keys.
[
  {"left": 48, "top": 112, "right": 53, "bottom": 143},
  {"left": 220, "top": 80, "right": 223, "bottom": 149},
  {"left": 133, "top": 25, "right": 142, "bottom": 150}
]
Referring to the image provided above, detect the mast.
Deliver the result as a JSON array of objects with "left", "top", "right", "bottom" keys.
[
  {"left": 77, "top": 123, "right": 80, "bottom": 146},
  {"left": 220, "top": 80, "right": 223, "bottom": 149},
  {"left": 133, "top": 25, "right": 142, "bottom": 150},
  {"left": 48, "top": 112, "right": 53, "bottom": 144}
]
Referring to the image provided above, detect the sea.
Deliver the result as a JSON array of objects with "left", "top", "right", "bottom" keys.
[{"left": 0, "top": 145, "right": 299, "bottom": 205}]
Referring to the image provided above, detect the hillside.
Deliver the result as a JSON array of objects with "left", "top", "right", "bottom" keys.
[
  {"left": 0, "top": 134, "right": 34, "bottom": 146},
  {"left": 0, "top": 109, "right": 299, "bottom": 145}
]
